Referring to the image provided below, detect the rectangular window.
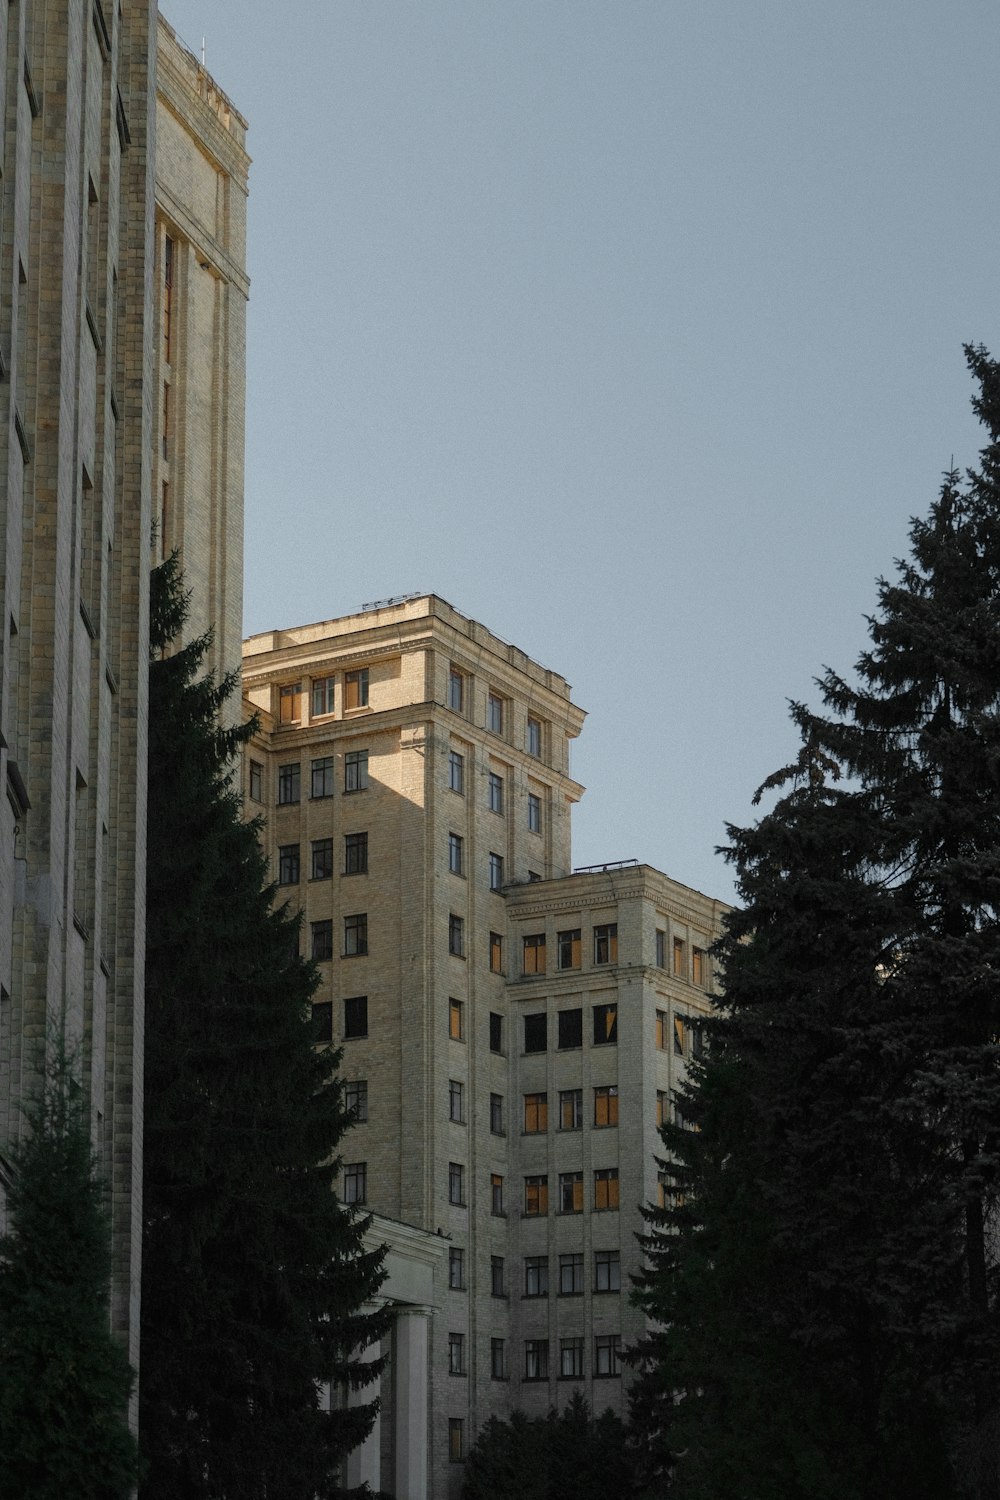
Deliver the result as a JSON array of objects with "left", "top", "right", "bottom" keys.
[
  {"left": 656, "top": 1010, "right": 667, "bottom": 1050},
  {"left": 343, "top": 995, "right": 368, "bottom": 1038},
  {"left": 558, "top": 1009, "right": 583, "bottom": 1050},
  {"left": 343, "top": 913, "right": 368, "bottom": 956},
  {"left": 488, "top": 771, "right": 504, "bottom": 813},
  {"left": 593, "top": 1003, "right": 618, "bottom": 1046},
  {"left": 449, "top": 1162, "right": 465, "bottom": 1206},
  {"left": 658, "top": 1170, "right": 670, "bottom": 1209},
  {"left": 692, "top": 946, "right": 705, "bottom": 986},
  {"left": 594, "top": 924, "right": 618, "bottom": 965},
  {"left": 344, "top": 667, "right": 369, "bottom": 709},
  {"left": 527, "top": 792, "right": 541, "bottom": 833},
  {"left": 489, "top": 852, "right": 504, "bottom": 890},
  {"left": 311, "top": 756, "right": 334, "bottom": 799},
  {"left": 673, "top": 936, "right": 685, "bottom": 976},
  {"left": 656, "top": 1089, "right": 668, "bottom": 1127},
  {"left": 523, "top": 1092, "right": 547, "bottom": 1133},
  {"left": 656, "top": 929, "right": 666, "bottom": 968},
  {"left": 557, "top": 929, "right": 581, "bottom": 970},
  {"left": 491, "top": 1255, "right": 505, "bottom": 1296},
  {"left": 489, "top": 932, "right": 503, "bottom": 973},
  {"left": 595, "top": 1250, "right": 621, "bottom": 1293},
  {"left": 311, "top": 675, "right": 335, "bottom": 716},
  {"left": 522, "top": 933, "right": 546, "bottom": 975},
  {"left": 449, "top": 749, "right": 464, "bottom": 793},
  {"left": 344, "top": 749, "right": 369, "bottom": 792},
  {"left": 559, "top": 1171, "right": 583, "bottom": 1214},
  {"left": 449, "top": 998, "right": 464, "bottom": 1041},
  {"left": 277, "top": 763, "right": 300, "bottom": 805},
  {"left": 491, "top": 1173, "right": 504, "bottom": 1216},
  {"left": 311, "top": 920, "right": 333, "bottom": 961},
  {"left": 449, "top": 1079, "right": 464, "bottom": 1123},
  {"left": 490, "top": 1093, "right": 504, "bottom": 1134},
  {"left": 163, "top": 235, "right": 174, "bottom": 361},
  {"left": 491, "top": 1338, "right": 506, "bottom": 1379},
  {"left": 449, "top": 914, "right": 465, "bottom": 957},
  {"left": 527, "top": 716, "right": 542, "bottom": 757},
  {"left": 691, "top": 1020, "right": 705, "bottom": 1059},
  {"left": 448, "top": 1332, "right": 465, "bottom": 1375},
  {"left": 524, "top": 1175, "right": 548, "bottom": 1216},
  {"left": 673, "top": 1014, "right": 686, "bottom": 1056},
  {"left": 449, "top": 1247, "right": 465, "bottom": 1289},
  {"left": 344, "top": 1080, "right": 368, "bottom": 1121},
  {"left": 559, "top": 1252, "right": 584, "bottom": 1296},
  {"left": 524, "top": 1340, "right": 549, "bottom": 1381},
  {"left": 278, "top": 844, "right": 300, "bottom": 885},
  {"left": 344, "top": 831, "right": 368, "bottom": 874},
  {"left": 559, "top": 1088, "right": 582, "bottom": 1131},
  {"left": 487, "top": 692, "right": 504, "bottom": 734},
  {"left": 560, "top": 1338, "right": 584, "bottom": 1379},
  {"left": 594, "top": 1334, "right": 621, "bottom": 1377},
  {"left": 524, "top": 1256, "right": 548, "bottom": 1297},
  {"left": 594, "top": 1085, "right": 619, "bottom": 1127},
  {"left": 524, "top": 1013, "right": 547, "bottom": 1053},
  {"left": 278, "top": 681, "right": 303, "bottom": 725},
  {"left": 343, "top": 1162, "right": 367, "bottom": 1204},
  {"left": 449, "top": 1418, "right": 464, "bottom": 1462},
  {"left": 311, "top": 838, "right": 333, "bottom": 880},
  {"left": 448, "top": 667, "right": 464, "bottom": 712},
  {"left": 312, "top": 1001, "right": 333, "bottom": 1044},
  {"left": 489, "top": 1012, "right": 503, "bottom": 1053},
  {"left": 448, "top": 833, "right": 464, "bottom": 876},
  {"left": 249, "top": 759, "right": 263, "bottom": 801},
  {"left": 594, "top": 1167, "right": 620, "bottom": 1211}
]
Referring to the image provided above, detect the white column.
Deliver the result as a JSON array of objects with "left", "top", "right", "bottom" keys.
[
  {"left": 343, "top": 1332, "right": 383, "bottom": 1494},
  {"left": 394, "top": 1304, "right": 432, "bottom": 1500}
]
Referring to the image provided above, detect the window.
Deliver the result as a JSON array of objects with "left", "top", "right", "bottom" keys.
[
  {"left": 524, "top": 1175, "right": 548, "bottom": 1216},
  {"left": 490, "top": 1093, "right": 504, "bottom": 1134},
  {"left": 449, "top": 914, "right": 465, "bottom": 957},
  {"left": 673, "top": 936, "right": 685, "bottom": 976},
  {"left": 311, "top": 838, "right": 333, "bottom": 880},
  {"left": 448, "top": 667, "right": 464, "bottom": 712},
  {"left": 593, "top": 1003, "right": 618, "bottom": 1046},
  {"left": 491, "top": 1173, "right": 504, "bottom": 1216},
  {"left": 523, "top": 933, "right": 546, "bottom": 975},
  {"left": 489, "top": 852, "right": 504, "bottom": 891},
  {"left": 449, "top": 749, "right": 464, "bottom": 793},
  {"left": 594, "top": 1334, "right": 621, "bottom": 1377},
  {"left": 559, "top": 1089, "right": 583, "bottom": 1130},
  {"left": 448, "top": 833, "right": 464, "bottom": 876},
  {"left": 692, "top": 946, "right": 705, "bottom": 986},
  {"left": 594, "top": 924, "right": 618, "bottom": 964},
  {"left": 449, "top": 1418, "right": 464, "bottom": 1462},
  {"left": 524, "top": 1256, "right": 548, "bottom": 1297},
  {"left": 344, "top": 749, "right": 369, "bottom": 792},
  {"left": 595, "top": 1250, "right": 621, "bottom": 1292},
  {"left": 163, "top": 235, "right": 174, "bottom": 361},
  {"left": 487, "top": 692, "right": 504, "bottom": 734},
  {"left": 344, "top": 995, "right": 368, "bottom": 1038},
  {"left": 343, "top": 1162, "right": 366, "bottom": 1205},
  {"left": 557, "top": 929, "right": 581, "bottom": 970},
  {"left": 656, "top": 1010, "right": 667, "bottom": 1050},
  {"left": 491, "top": 1338, "right": 506, "bottom": 1379},
  {"left": 594, "top": 1085, "right": 619, "bottom": 1127},
  {"left": 277, "top": 763, "right": 300, "bottom": 804},
  {"left": 491, "top": 1255, "right": 505, "bottom": 1296},
  {"left": 449, "top": 1079, "right": 464, "bottom": 1123},
  {"left": 657, "top": 1170, "right": 670, "bottom": 1208},
  {"left": 558, "top": 1009, "right": 583, "bottom": 1049},
  {"left": 523, "top": 1092, "right": 547, "bottom": 1133},
  {"left": 524, "top": 1013, "right": 547, "bottom": 1053},
  {"left": 448, "top": 1332, "right": 465, "bottom": 1375},
  {"left": 489, "top": 932, "right": 503, "bottom": 973},
  {"left": 311, "top": 756, "right": 334, "bottom": 799},
  {"left": 673, "top": 1014, "right": 686, "bottom": 1056},
  {"left": 311, "top": 921, "right": 333, "bottom": 961},
  {"left": 691, "top": 1020, "right": 705, "bottom": 1058},
  {"left": 560, "top": 1338, "right": 584, "bottom": 1378},
  {"left": 311, "top": 675, "right": 335, "bottom": 716},
  {"left": 343, "top": 913, "right": 368, "bottom": 956},
  {"left": 528, "top": 870, "right": 542, "bottom": 882},
  {"left": 594, "top": 1167, "right": 620, "bottom": 1211},
  {"left": 249, "top": 759, "right": 263, "bottom": 801},
  {"left": 448, "top": 1163, "right": 465, "bottom": 1206},
  {"left": 278, "top": 681, "right": 303, "bottom": 725},
  {"left": 449, "top": 998, "right": 464, "bottom": 1041},
  {"left": 311, "top": 1002, "right": 333, "bottom": 1043},
  {"left": 559, "top": 1172, "right": 583, "bottom": 1214},
  {"left": 278, "top": 844, "right": 300, "bottom": 885},
  {"left": 449, "top": 1247, "right": 465, "bottom": 1289},
  {"left": 344, "top": 831, "right": 368, "bottom": 874},
  {"left": 656, "top": 1089, "right": 668, "bottom": 1127},
  {"left": 345, "top": 667, "right": 369, "bottom": 709},
  {"left": 488, "top": 772, "right": 504, "bottom": 813},
  {"left": 524, "top": 1340, "right": 549, "bottom": 1381},
  {"left": 489, "top": 1011, "right": 503, "bottom": 1052},
  {"left": 559, "top": 1252, "right": 584, "bottom": 1296},
  {"left": 344, "top": 1080, "right": 368, "bottom": 1121},
  {"left": 656, "top": 929, "right": 666, "bottom": 968},
  {"left": 527, "top": 716, "right": 542, "bottom": 757},
  {"left": 527, "top": 792, "right": 541, "bottom": 833}
]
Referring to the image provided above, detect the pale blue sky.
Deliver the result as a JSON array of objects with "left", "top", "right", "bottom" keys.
[{"left": 161, "top": 0, "right": 1000, "bottom": 901}]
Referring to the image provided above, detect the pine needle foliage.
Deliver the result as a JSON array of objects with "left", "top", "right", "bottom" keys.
[
  {"left": 140, "top": 556, "right": 388, "bottom": 1499},
  {"left": 462, "top": 1394, "right": 637, "bottom": 1500}
]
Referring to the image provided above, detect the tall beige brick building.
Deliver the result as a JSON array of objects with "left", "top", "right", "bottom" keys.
[{"left": 243, "top": 594, "right": 726, "bottom": 1498}]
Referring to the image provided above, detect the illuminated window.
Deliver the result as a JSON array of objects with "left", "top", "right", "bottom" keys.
[
  {"left": 448, "top": 1162, "right": 465, "bottom": 1205},
  {"left": 487, "top": 692, "right": 504, "bottom": 734},
  {"left": 248, "top": 759, "right": 263, "bottom": 801},
  {"left": 559, "top": 1089, "right": 582, "bottom": 1130},
  {"left": 344, "top": 832, "right": 368, "bottom": 874},
  {"left": 448, "top": 1332, "right": 465, "bottom": 1375},
  {"left": 343, "top": 996, "right": 367, "bottom": 1038},
  {"left": 449, "top": 998, "right": 464, "bottom": 1041},
  {"left": 344, "top": 1080, "right": 367, "bottom": 1121},
  {"left": 488, "top": 772, "right": 504, "bottom": 813},
  {"left": 278, "top": 682, "right": 303, "bottom": 725},
  {"left": 673, "top": 937, "right": 685, "bottom": 975},
  {"left": 343, "top": 913, "right": 367, "bottom": 957},
  {"left": 656, "top": 1010, "right": 667, "bottom": 1050},
  {"left": 558, "top": 1009, "right": 582, "bottom": 1049},
  {"left": 594, "top": 924, "right": 618, "bottom": 965},
  {"left": 311, "top": 838, "right": 333, "bottom": 880},
  {"left": 344, "top": 668, "right": 369, "bottom": 709},
  {"left": 491, "top": 1173, "right": 504, "bottom": 1216},
  {"left": 523, "top": 1092, "right": 548, "bottom": 1133},
  {"left": 489, "top": 852, "right": 504, "bottom": 890},
  {"left": 344, "top": 750, "right": 368, "bottom": 792},
  {"left": 278, "top": 844, "right": 299, "bottom": 885},
  {"left": 559, "top": 1253, "right": 583, "bottom": 1295},
  {"left": 311, "top": 676, "right": 335, "bottom": 716},
  {"left": 311, "top": 756, "right": 334, "bottom": 798},
  {"left": 527, "top": 716, "right": 542, "bottom": 757},
  {"left": 489, "top": 931, "right": 503, "bottom": 972},
  {"left": 343, "top": 1162, "right": 366, "bottom": 1204},
  {"left": 524, "top": 1340, "right": 548, "bottom": 1381},
  {"left": 594, "top": 1085, "right": 618, "bottom": 1127},
  {"left": 594, "top": 1167, "right": 620, "bottom": 1211},
  {"left": 593, "top": 1003, "right": 618, "bottom": 1045},
  {"left": 656, "top": 1089, "right": 668, "bottom": 1127},
  {"left": 449, "top": 1248, "right": 464, "bottom": 1289},
  {"left": 448, "top": 667, "right": 464, "bottom": 712},
  {"left": 560, "top": 1338, "right": 584, "bottom": 1378},
  {"left": 449, "top": 749, "right": 464, "bottom": 793},
  {"left": 559, "top": 1172, "right": 583, "bottom": 1214},
  {"left": 524, "top": 1013, "right": 547, "bottom": 1053},
  {"left": 594, "top": 1334, "right": 621, "bottom": 1377},
  {"left": 449, "top": 1079, "right": 464, "bottom": 1123},
  {"left": 557, "top": 929, "right": 581, "bottom": 970},
  {"left": 523, "top": 933, "right": 546, "bottom": 975},
  {"left": 524, "top": 1256, "right": 548, "bottom": 1296},
  {"left": 528, "top": 792, "right": 541, "bottom": 833},
  {"left": 594, "top": 1250, "right": 621, "bottom": 1292},
  {"left": 448, "top": 833, "right": 464, "bottom": 876},
  {"left": 311, "top": 921, "right": 333, "bottom": 961},
  {"left": 449, "top": 914, "right": 465, "bottom": 957},
  {"left": 692, "top": 946, "right": 705, "bottom": 986},
  {"left": 277, "top": 763, "right": 300, "bottom": 804},
  {"left": 524, "top": 1175, "right": 548, "bottom": 1216}
]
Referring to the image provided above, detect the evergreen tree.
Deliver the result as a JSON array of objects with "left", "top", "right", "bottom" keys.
[
  {"left": 462, "top": 1396, "right": 637, "bottom": 1500},
  {"left": 140, "top": 557, "right": 388, "bottom": 1499},
  {"left": 630, "top": 346, "right": 1000, "bottom": 1500},
  {"left": 0, "top": 1055, "right": 139, "bottom": 1499}
]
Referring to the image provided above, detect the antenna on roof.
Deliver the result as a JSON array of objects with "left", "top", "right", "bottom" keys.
[{"left": 201, "top": 36, "right": 206, "bottom": 67}]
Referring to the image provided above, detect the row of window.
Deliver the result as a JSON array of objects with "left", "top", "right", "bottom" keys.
[
  {"left": 448, "top": 834, "right": 507, "bottom": 891},
  {"left": 279, "top": 833, "right": 367, "bottom": 884},
  {"left": 448, "top": 753, "right": 544, "bottom": 834},
  {"left": 448, "top": 1247, "right": 620, "bottom": 1296},
  {"left": 447, "top": 1000, "right": 617, "bottom": 1053},
  {"left": 309, "top": 915, "right": 368, "bottom": 961},
  {"left": 522, "top": 925, "right": 618, "bottom": 975},
  {"left": 655, "top": 930, "right": 708, "bottom": 986},
  {"left": 278, "top": 669, "right": 369, "bottom": 726},
  {"left": 262, "top": 750, "right": 369, "bottom": 806},
  {"left": 447, "top": 1333, "right": 621, "bottom": 1383},
  {"left": 447, "top": 667, "right": 545, "bottom": 761},
  {"left": 448, "top": 1084, "right": 617, "bottom": 1132},
  {"left": 446, "top": 1166, "right": 620, "bottom": 1216}
]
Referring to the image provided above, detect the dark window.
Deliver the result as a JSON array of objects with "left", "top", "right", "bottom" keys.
[
  {"left": 343, "top": 913, "right": 368, "bottom": 956},
  {"left": 343, "top": 1162, "right": 366, "bottom": 1204},
  {"left": 449, "top": 1247, "right": 465, "bottom": 1289},
  {"left": 594, "top": 1335, "right": 621, "bottom": 1377},
  {"left": 557, "top": 929, "right": 581, "bottom": 969},
  {"left": 311, "top": 1001, "right": 333, "bottom": 1043},
  {"left": 490, "top": 1093, "right": 504, "bottom": 1134},
  {"left": 448, "top": 668, "right": 464, "bottom": 712},
  {"left": 524, "top": 1256, "right": 548, "bottom": 1296},
  {"left": 277, "top": 763, "right": 300, "bottom": 804},
  {"left": 491, "top": 1338, "right": 506, "bottom": 1379},
  {"left": 524, "top": 1340, "right": 548, "bottom": 1381},
  {"left": 448, "top": 833, "right": 464, "bottom": 875},
  {"left": 345, "top": 749, "right": 369, "bottom": 791},
  {"left": 655, "top": 929, "right": 666, "bottom": 968},
  {"left": 311, "top": 838, "right": 333, "bottom": 880},
  {"left": 594, "top": 924, "right": 618, "bottom": 965},
  {"left": 448, "top": 1332, "right": 465, "bottom": 1374},
  {"left": 489, "top": 852, "right": 504, "bottom": 890},
  {"left": 559, "top": 1088, "right": 582, "bottom": 1130},
  {"left": 449, "top": 914, "right": 464, "bottom": 957},
  {"left": 527, "top": 716, "right": 542, "bottom": 757},
  {"left": 593, "top": 1003, "right": 618, "bottom": 1046},
  {"left": 559, "top": 1171, "right": 583, "bottom": 1214},
  {"left": 559, "top": 1252, "right": 584, "bottom": 1295},
  {"left": 311, "top": 920, "right": 333, "bottom": 961},
  {"left": 524, "top": 1012, "right": 547, "bottom": 1053},
  {"left": 449, "top": 749, "right": 464, "bottom": 793},
  {"left": 311, "top": 756, "right": 334, "bottom": 799},
  {"left": 491, "top": 1255, "right": 505, "bottom": 1296},
  {"left": 560, "top": 1337, "right": 584, "bottom": 1378},
  {"left": 491, "top": 1173, "right": 504, "bottom": 1215},
  {"left": 488, "top": 772, "right": 504, "bottom": 813},
  {"left": 344, "top": 832, "right": 368, "bottom": 873},
  {"left": 558, "top": 1009, "right": 583, "bottom": 1049},
  {"left": 344, "top": 1080, "right": 368, "bottom": 1120},
  {"left": 487, "top": 692, "right": 504, "bottom": 734},
  {"left": 527, "top": 791, "right": 541, "bottom": 832},
  {"left": 249, "top": 759, "right": 263, "bottom": 801},
  {"left": 278, "top": 844, "right": 300, "bottom": 884},
  {"left": 449, "top": 1079, "right": 464, "bottom": 1123},
  {"left": 594, "top": 1250, "right": 621, "bottom": 1292},
  {"left": 489, "top": 1012, "right": 503, "bottom": 1053},
  {"left": 449, "top": 1162, "right": 465, "bottom": 1206},
  {"left": 311, "top": 675, "right": 335, "bottom": 716},
  {"left": 343, "top": 995, "right": 368, "bottom": 1038},
  {"left": 345, "top": 668, "right": 369, "bottom": 709},
  {"left": 449, "top": 1418, "right": 464, "bottom": 1462}
]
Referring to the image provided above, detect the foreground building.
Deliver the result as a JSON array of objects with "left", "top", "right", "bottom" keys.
[{"left": 242, "top": 593, "right": 726, "bottom": 1497}]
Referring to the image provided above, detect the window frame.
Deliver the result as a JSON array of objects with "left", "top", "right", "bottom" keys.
[
  {"left": 593, "top": 1167, "right": 620, "bottom": 1212},
  {"left": 344, "top": 667, "right": 369, "bottom": 710},
  {"left": 527, "top": 791, "right": 541, "bottom": 833},
  {"left": 560, "top": 1337, "right": 584, "bottom": 1379},
  {"left": 524, "top": 1255, "right": 549, "bottom": 1298},
  {"left": 489, "top": 851, "right": 504, "bottom": 891},
  {"left": 449, "top": 1247, "right": 465, "bottom": 1290},
  {"left": 343, "top": 995, "right": 368, "bottom": 1039},
  {"left": 557, "top": 1008, "right": 583, "bottom": 1050},
  {"left": 344, "top": 1079, "right": 368, "bottom": 1121},
  {"left": 311, "top": 837, "right": 333, "bottom": 881},
  {"left": 311, "top": 675, "right": 335, "bottom": 717},
  {"left": 448, "top": 749, "right": 465, "bottom": 794},
  {"left": 448, "top": 1162, "right": 465, "bottom": 1206},
  {"left": 557, "top": 928, "right": 581, "bottom": 970},
  {"left": 593, "top": 923, "right": 619, "bottom": 965},
  {"left": 311, "top": 920, "right": 333, "bottom": 962},
  {"left": 489, "top": 931, "right": 503, "bottom": 973},
  {"left": 488, "top": 771, "right": 504, "bottom": 814},
  {"left": 343, "top": 1161, "right": 367, "bottom": 1205},
  {"left": 559, "top": 1171, "right": 583, "bottom": 1214},
  {"left": 448, "top": 832, "right": 464, "bottom": 876},
  {"left": 522, "top": 933, "right": 546, "bottom": 975},
  {"left": 559, "top": 1088, "right": 583, "bottom": 1131},
  {"left": 523, "top": 1174, "right": 549, "bottom": 1217},
  {"left": 248, "top": 759, "right": 263, "bottom": 801},
  {"left": 527, "top": 715, "right": 542, "bottom": 757},
  {"left": 344, "top": 831, "right": 368, "bottom": 874},
  {"left": 594, "top": 1084, "right": 619, "bottom": 1128},
  {"left": 523, "top": 1092, "right": 548, "bottom": 1134},
  {"left": 277, "top": 762, "right": 300, "bottom": 805},
  {"left": 559, "top": 1252, "right": 584, "bottom": 1296},
  {"left": 594, "top": 1249, "right": 621, "bottom": 1293},
  {"left": 487, "top": 691, "right": 504, "bottom": 735},
  {"left": 343, "top": 912, "right": 368, "bottom": 957},
  {"left": 311, "top": 755, "right": 334, "bottom": 799},
  {"left": 449, "top": 1078, "right": 464, "bottom": 1123},
  {"left": 524, "top": 1339, "right": 549, "bottom": 1382},
  {"left": 449, "top": 998, "right": 464, "bottom": 1042},
  {"left": 491, "top": 1172, "right": 504, "bottom": 1216},
  {"left": 593, "top": 1002, "right": 618, "bottom": 1046},
  {"left": 278, "top": 681, "right": 303, "bottom": 725},
  {"left": 344, "top": 749, "right": 369, "bottom": 792},
  {"left": 278, "top": 843, "right": 300, "bottom": 885},
  {"left": 448, "top": 913, "right": 465, "bottom": 957},
  {"left": 490, "top": 1092, "right": 504, "bottom": 1135}
]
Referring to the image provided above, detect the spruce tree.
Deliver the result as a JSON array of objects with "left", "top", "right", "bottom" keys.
[
  {"left": 0, "top": 1056, "right": 139, "bottom": 1499},
  {"left": 140, "top": 557, "right": 388, "bottom": 1499}
]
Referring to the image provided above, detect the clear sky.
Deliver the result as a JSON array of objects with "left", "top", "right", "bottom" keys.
[{"left": 161, "top": 0, "right": 1000, "bottom": 902}]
